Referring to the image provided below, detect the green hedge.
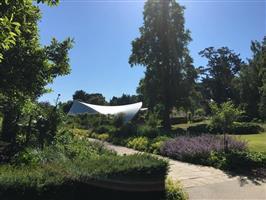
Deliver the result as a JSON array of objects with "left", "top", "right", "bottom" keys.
[
  {"left": 0, "top": 131, "right": 169, "bottom": 200},
  {"left": 224, "top": 151, "right": 266, "bottom": 172},
  {"left": 170, "top": 117, "right": 187, "bottom": 124},
  {"left": 230, "top": 123, "right": 264, "bottom": 134},
  {"left": 187, "top": 123, "right": 263, "bottom": 135},
  {"left": 0, "top": 155, "right": 168, "bottom": 199},
  {"left": 187, "top": 124, "right": 209, "bottom": 135}
]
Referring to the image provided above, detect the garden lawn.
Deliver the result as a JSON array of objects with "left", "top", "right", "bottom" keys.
[
  {"left": 232, "top": 132, "right": 266, "bottom": 154},
  {"left": 171, "top": 120, "right": 209, "bottom": 130}
]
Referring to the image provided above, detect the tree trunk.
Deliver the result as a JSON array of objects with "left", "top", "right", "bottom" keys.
[
  {"left": 26, "top": 115, "right": 33, "bottom": 144},
  {"left": 1, "top": 110, "right": 18, "bottom": 143},
  {"left": 162, "top": 107, "right": 171, "bottom": 130}
]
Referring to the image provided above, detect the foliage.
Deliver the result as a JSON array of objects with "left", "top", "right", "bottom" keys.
[
  {"left": 224, "top": 151, "right": 266, "bottom": 172},
  {"left": 187, "top": 122, "right": 263, "bottom": 135},
  {"left": 199, "top": 47, "right": 243, "bottom": 104},
  {"left": 0, "top": 14, "right": 20, "bottom": 62},
  {"left": 238, "top": 37, "right": 266, "bottom": 120},
  {"left": 113, "top": 114, "right": 125, "bottom": 128},
  {"left": 96, "top": 133, "right": 110, "bottom": 142},
  {"left": 129, "top": 0, "right": 196, "bottom": 129},
  {"left": 195, "top": 108, "right": 206, "bottom": 117},
  {"left": 160, "top": 134, "right": 265, "bottom": 174},
  {"left": 165, "top": 178, "right": 188, "bottom": 200},
  {"left": 230, "top": 123, "right": 263, "bottom": 135},
  {"left": 209, "top": 101, "right": 243, "bottom": 133},
  {"left": 137, "top": 125, "right": 160, "bottom": 138},
  {"left": 59, "top": 100, "right": 73, "bottom": 114},
  {"left": 187, "top": 123, "right": 210, "bottom": 135},
  {"left": 121, "top": 122, "right": 138, "bottom": 136},
  {"left": 0, "top": 0, "right": 73, "bottom": 143},
  {"left": 150, "top": 136, "right": 170, "bottom": 154},
  {"left": 69, "top": 128, "right": 92, "bottom": 140},
  {"left": 0, "top": 0, "right": 59, "bottom": 62},
  {"left": 145, "top": 111, "right": 162, "bottom": 128},
  {"left": 0, "top": 133, "right": 169, "bottom": 199},
  {"left": 109, "top": 94, "right": 140, "bottom": 106},
  {"left": 160, "top": 134, "right": 247, "bottom": 164},
  {"left": 73, "top": 90, "right": 107, "bottom": 105},
  {"left": 5, "top": 129, "right": 168, "bottom": 183},
  {"left": 126, "top": 137, "right": 149, "bottom": 151},
  {"left": 171, "top": 116, "right": 188, "bottom": 124}
]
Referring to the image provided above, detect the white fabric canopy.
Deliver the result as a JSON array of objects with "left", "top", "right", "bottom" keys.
[{"left": 68, "top": 100, "right": 143, "bottom": 122}]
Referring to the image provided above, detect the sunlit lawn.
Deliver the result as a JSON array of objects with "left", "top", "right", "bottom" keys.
[
  {"left": 233, "top": 132, "right": 266, "bottom": 154},
  {"left": 171, "top": 120, "right": 210, "bottom": 130}
]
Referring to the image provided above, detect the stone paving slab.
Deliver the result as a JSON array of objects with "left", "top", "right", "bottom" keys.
[{"left": 187, "top": 179, "right": 266, "bottom": 200}]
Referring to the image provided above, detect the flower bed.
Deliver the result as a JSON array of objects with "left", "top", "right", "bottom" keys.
[{"left": 160, "top": 134, "right": 247, "bottom": 162}]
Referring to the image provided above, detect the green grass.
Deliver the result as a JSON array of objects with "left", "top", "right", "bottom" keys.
[
  {"left": 171, "top": 120, "right": 210, "bottom": 130},
  {"left": 233, "top": 132, "right": 266, "bottom": 154}
]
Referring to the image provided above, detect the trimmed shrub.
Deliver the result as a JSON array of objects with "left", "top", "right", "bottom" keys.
[
  {"left": 230, "top": 123, "right": 263, "bottom": 134},
  {"left": 137, "top": 125, "right": 159, "bottom": 138},
  {"left": 194, "top": 108, "right": 206, "bottom": 118},
  {"left": 150, "top": 136, "right": 170, "bottom": 154},
  {"left": 171, "top": 117, "right": 187, "bottom": 124},
  {"left": 236, "top": 115, "right": 252, "bottom": 122},
  {"left": 191, "top": 116, "right": 206, "bottom": 123},
  {"left": 116, "top": 122, "right": 138, "bottom": 138},
  {"left": 94, "top": 124, "right": 117, "bottom": 134},
  {"left": 70, "top": 128, "right": 90, "bottom": 139},
  {"left": 96, "top": 133, "right": 110, "bottom": 142},
  {"left": 0, "top": 153, "right": 168, "bottom": 200},
  {"left": 173, "top": 127, "right": 187, "bottom": 136},
  {"left": 187, "top": 124, "right": 210, "bottom": 135},
  {"left": 186, "top": 122, "right": 263, "bottom": 135},
  {"left": 126, "top": 137, "right": 149, "bottom": 151},
  {"left": 224, "top": 151, "right": 266, "bottom": 172}
]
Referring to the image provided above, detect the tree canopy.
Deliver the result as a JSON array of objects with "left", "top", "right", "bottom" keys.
[
  {"left": 238, "top": 37, "right": 266, "bottom": 119},
  {"left": 110, "top": 94, "right": 140, "bottom": 106},
  {"left": 0, "top": 0, "right": 60, "bottom": 62},
  {"left": 73, "top": 90, "right": 107, "bottom": 105},
  {"left": 199, "top": 47, "right": 243, "bottom": 105},
  {"left": 129, "top": 0, "right": 196, "bottom": 129},
  {"left": 0, "top": 0, "right": 73, "bottom": 143}
]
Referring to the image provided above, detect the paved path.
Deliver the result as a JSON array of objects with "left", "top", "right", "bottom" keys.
[{"left": 90, "top": 139, "right": 266, "bottom": 199}]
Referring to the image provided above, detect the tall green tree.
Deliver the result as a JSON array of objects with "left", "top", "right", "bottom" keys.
[
  {"left": 239, "top": 37, "right": 266, "bottom": 119},
  {"left": 0, "top": 0, "right": 73, "bottom": 143},
  {"left": 199, "top": 47, "right": 243, "bottom": 105},
  {"left": 129, "top": 0, "right": 195, "bottom": 129}
]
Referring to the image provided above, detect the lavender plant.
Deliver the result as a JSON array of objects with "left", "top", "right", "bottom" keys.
[{"left": 160, "top": 134, "right": 247, "bottom": 162}]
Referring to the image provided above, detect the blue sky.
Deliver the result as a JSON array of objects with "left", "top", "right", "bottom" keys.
[{"left": 38, "top": 0, "right": 266, "bottom": 104}]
